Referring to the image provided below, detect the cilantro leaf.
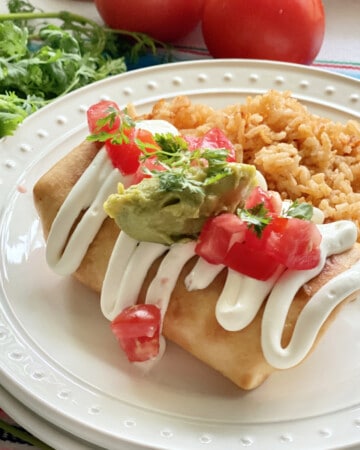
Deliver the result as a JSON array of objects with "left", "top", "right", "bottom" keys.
[
  {"left": 151, "top": 134, "right": 234, "bottom": 185},
  {"left": 0, "top": 21, "right": 28, "bottom": 58},
  {"left": 238, "top": 203, "right": 272, "bottom": 238},
  {"left": 158, "top": 170, "right": 203, "bottom": 195},
  {"left": 284, "top": 200, "right": 313, "bottom": 220},
  {"left": 200, "top": 148, "right": 232, "bottom": 185},
  {"left": 154, "top": 133, "right": 188, "bottom": 157},
  {"left": 8, "top": 0, "right": 36, "bottom": 13},
  {"left": 0, "top": 92, "right": 41, "bottom": 136},
  {"left": 87, "top": 109, "right": 135, "bottom": 144}
]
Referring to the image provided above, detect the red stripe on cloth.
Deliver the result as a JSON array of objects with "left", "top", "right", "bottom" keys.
[
  {"left": 313, "top": 62, "right": 360, "bottom": 72},
  {"left": 172, "top": 45, "right": 211, "bottom": 57}
]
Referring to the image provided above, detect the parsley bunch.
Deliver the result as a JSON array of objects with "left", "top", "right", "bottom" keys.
[{"left": 0, "top": 0, "right": 169, "bottom": 138}]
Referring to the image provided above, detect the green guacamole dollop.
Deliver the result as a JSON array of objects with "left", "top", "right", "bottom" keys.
[{"left": 104, "top": 162, "right": 257, "bottom": 245}]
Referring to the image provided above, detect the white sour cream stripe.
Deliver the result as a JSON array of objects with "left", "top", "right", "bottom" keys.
[
  {"left": 46, "top": 149, "right": 124, "bottom": 275},
  {"left": 46, "top": 119, "right": 177, "bottom": 276},
  {"left": 101, "top": 237, "right": 168, "bottom": 321},
  {"left": 145, "top": 241, "right": 196, "bottom": 326},
  {"left": 262, "top": 260, "right": 360, "bottom": 369},
  {"left": 185, "top": 257, "right": 224, "bottom": 291},
  {"left": 100, "top": 232, "right": 139, "bottom": 320},
  {"left": 261, "top": 220, "right": 359, "bottom": 369},
  {"left": 215, "top": 266, "right": 284, "bottom": 332}
]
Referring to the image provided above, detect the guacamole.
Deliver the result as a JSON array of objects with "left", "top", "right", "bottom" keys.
[{"left": 104, "top": 163, "right": 257, "bottom": 245}]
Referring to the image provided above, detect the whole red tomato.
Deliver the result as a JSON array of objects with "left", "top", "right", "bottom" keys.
[
  {"left": 94, "top": 0, "right": 205, "bottom": 42},
  {"left": 202, "top": 0, "right": 325, "bottom": 64}
]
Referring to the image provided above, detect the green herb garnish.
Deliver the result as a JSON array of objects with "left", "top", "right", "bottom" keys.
[
  {"left": 153, "top": 133, "right": 189, "bottom": 159},
  {"left": 0, "top": 0, "right": 170, "bottom": 138},
  {"left": 238, "top": 203, "right": 272, "bottom": 238},
  {"left": 157, "top": 170, "right": 204, "bottom": 195},
  {"left": 284, "top": 200, "right": 313, "bottom": 220},
  {"left": 0, "top": 92, "right": 41, "bottom": 136},
  {"left": 87, "top": 108, "right": 135, "bottom": 144},
  {"left": 199, "top": 148, "right": 232, "bottom": 185},
  {"left": 237, "top": 199, "right": 314, "bottom": 238},
  {"left": 153, "top": 135, "right": 233, "bottom": 191}
]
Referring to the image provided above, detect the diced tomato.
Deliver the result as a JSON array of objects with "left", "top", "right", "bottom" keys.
[
  {"left": 111, "top": 304, "right": 161, "bottom": 362},
  {"left": 133, "top": 128, "right": 160, "bottom": 153},
  {"left": 195, "top": 213, "right": 281, "bottom": 279},
  {"left": 195, "top": 213, "right": 247, "bottom": 265},
  {"left": 133, "top": 156, "right": 166, "bottom": 184},
  {"left": 106, "top": 138, "right": 141, "bottom": 175},
  {"left": 87, "top": 100, "right": 121, "bottom": 134},
  {"left": 195, "top": 187, "right": 322, "bottom": 280},
  {"left": 224, "top": 229, "right": 282, "bottom": 280},
  {"left": 106, "top": 128, "right": 160, "bottom": 176},
  {"left": 265, "top": 217, "right": 322, "bottom": 270},
  {"left": 183, "top": 135, "right": 199, "bottom": 150},
  {"left": 245, "top": 186, "right": 282, "bottom": 216},
  {"left": 87, "top": 100, "right": 161, "bottom": 177},
  {"left": 184, "top": 128, "right": 236, "bottom": 162},
  {"left": 199, "top": 128, "right": 237, "bottom": 162}
]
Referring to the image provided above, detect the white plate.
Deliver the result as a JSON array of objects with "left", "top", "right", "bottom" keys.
[
  {"left": 1, "top": 60, "right": 360, "bottom": 450},
  {"left": 0, "top": 385, "right": 106, "bottom": 450}
]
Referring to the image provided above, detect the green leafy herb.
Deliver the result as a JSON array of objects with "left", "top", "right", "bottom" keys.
[
  {"left": 284, "top": 200, "right": 313, "bottom": 220},
  {"left": 199, "top": 148, "right": 232, "bottom": 185},
  {"left": 151, "top": 134, "right": 234, "bottom": 191},
  {"left": 157, "top": 170, "right": 203, "bottom": 195},
  {"left": 0, "top": 0, "right": 170, "bottom": 138},
  {"left": 96, "top": 108, "right": 124, "bottom": 136},
  {"left": 238, "top": 203, "right": 272, "bottom": 238},
  {"left": 0, "top": 91, "right": 42, "bottom": 136},
  {"left": 153, "top": 133, "right": 188, "bottom": 158},
  {"left": 87, "top": 107, "right": 136, "bottom": 143},
  {"left": 237, "top": 199, "right": 314, "bottom": 238}
]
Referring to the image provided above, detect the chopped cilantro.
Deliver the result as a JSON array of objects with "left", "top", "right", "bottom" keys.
[
  {"left": 200, "top": 148, "right": 232, "bottom": 185},
  {"left": 88, "top": 109, "right": 243, "bottom": 199},
  {"left": 158, "top": 170, "right": 203, "bottom": 195},
  {"left": 237, "top": 199, "right": 314, "bottom": 238},
  {"left": 151, "top": 134, "right": 234, "bottom": 187},
  {"left": 238, "top": 203, "right": 272, "bottom": 238},
  {"left": 88, "top": 109, "right": 135, "bottom": 144},
  {"left": 153, "top": 133, "right": 188, "bottom": 158},
  {"left": 284, "top": 200, "right": 313, "bottom": 220}
]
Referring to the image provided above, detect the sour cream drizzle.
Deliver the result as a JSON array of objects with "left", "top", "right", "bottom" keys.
[
  {"left": 46, "top": 120, "right": 360, "bottom": 370},
  {"left": 46, "top": 119, "right": 179, "bottom": 276},
  {"left": 214, "top": 266, "right": 284, "bottom": 332},
  {"left": 101, "top": 233, "right": 168, "bottom": 320},
  {"left": 261, "top": 221, "right": 360, "bottom": 368},
  {"left": 46, "top": 150, "right": 125, "bottom": 275},
  {"left": 100, "top": 220, "right": 360, "bottom": 369}
]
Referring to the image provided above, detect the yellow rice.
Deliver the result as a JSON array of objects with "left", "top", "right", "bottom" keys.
[{"left": 137, "top": 90, "right": 360, "bottom": 238}]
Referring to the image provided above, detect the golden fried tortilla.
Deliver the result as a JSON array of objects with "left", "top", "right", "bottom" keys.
[{"left": 33, "top": 139, "right": 360, "bottom": 390}]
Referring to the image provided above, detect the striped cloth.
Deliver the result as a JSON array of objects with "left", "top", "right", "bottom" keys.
[
  {"left": 0, "top": 409, "right": 48, "bottom": 450},
  {"left": 313, "top": 59, "right": 360, "bottom": 79}
]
